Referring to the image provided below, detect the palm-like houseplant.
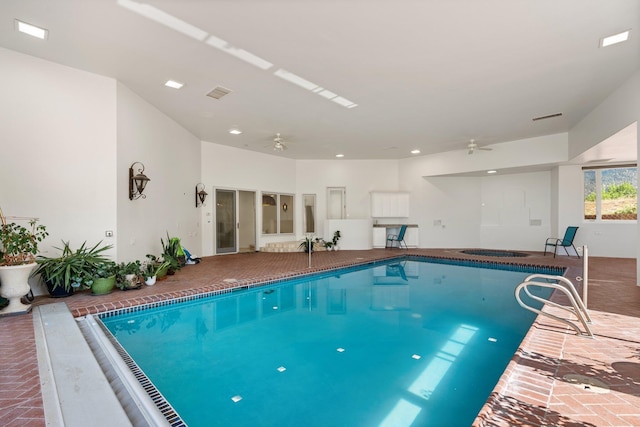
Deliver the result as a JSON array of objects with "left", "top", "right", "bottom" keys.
[
  {"left": 161, "top": 233, "right": 185, "bottom": 274},
  {"left": 33, "top": 241, "right": 113, "bottom": 297}
]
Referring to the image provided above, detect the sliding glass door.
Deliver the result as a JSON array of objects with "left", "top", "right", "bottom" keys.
[{"left": 216, "top": 189, "right": 236, "bottom": 253}]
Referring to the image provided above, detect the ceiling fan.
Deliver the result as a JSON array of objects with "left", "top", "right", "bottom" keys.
[
  {"left": 273, "top": 133, "right": 287, "bottom": 151},
  {"left": 467, "top": 139, "right": 492, "bottom": 155}
]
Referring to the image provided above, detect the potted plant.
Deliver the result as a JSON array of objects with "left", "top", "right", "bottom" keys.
[
  {"left": 91, "top": 261, "right": 117, "bottom": 295},
  {"left": 324, "top": 240, "right": 334, "bottom": 251},
  {"left": 161, "top": 233, "right": 184, "bottom": 274},
  {"left": 142, "top": 258, "right": 170, "bottom": 286},
  {"left": 34, "top": 241, "right": 109, "bottom": 296},
  {"left": 332, "top": 230, "right": 341, "bottom": 250},
  {"left": 0, "top": 208, "right": 48, "bottom": 314},
  {"left": 298, "top": 236, "right": 315, "bottom": 253},
  {"left": 116, "top": 260, "right": 142, "bottom": 290},
  {"left": 33, "top": 241, "right": 112, "bottom": 298},
  {"left": 146, "top": 254, "right": 170, "bottom": 281}
]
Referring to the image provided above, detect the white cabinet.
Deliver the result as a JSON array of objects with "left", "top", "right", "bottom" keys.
[
  {"left": 370, "top": 192, "right": 410, "bottom": 218},
  {"left": 372, "top": 227, "right": 387, "bottom": 247}
]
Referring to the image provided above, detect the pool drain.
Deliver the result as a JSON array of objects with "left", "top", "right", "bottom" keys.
[{"left": 563, "top": 374, "right": 610, "bottom": 394}]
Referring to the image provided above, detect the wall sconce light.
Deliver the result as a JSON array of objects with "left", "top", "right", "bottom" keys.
[
  {"left": 282, "top": 202, "right": 288, "bottom": 212},
  {"left": 129, "top": 162, "right": 150, "bottom": 200},
  {"left": 195, "top": 183, "right": 208, "bottom": 207}
]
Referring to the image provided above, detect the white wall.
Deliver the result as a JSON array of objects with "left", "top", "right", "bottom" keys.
[
  {"left": 116, "top": 84, "right": 201, "bottom": 261},
  {"left": 200, "top": 143, "right": 297, "bottom": 255},
  {"left": 399, "top": 135, "right": 564, "bottom": 250},
  {"left": 0, "top": 48, "right": 117, "bottom": 294},
  {"left": 479, "top": 171, "right": 551, "bottom": 250},
  {"left": 296, "top": 159, "right": 399, "bottom": 241}
]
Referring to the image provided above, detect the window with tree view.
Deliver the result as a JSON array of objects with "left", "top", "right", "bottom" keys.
[{"left": 584, "top": 166, "right": 637, "bottom": 220}]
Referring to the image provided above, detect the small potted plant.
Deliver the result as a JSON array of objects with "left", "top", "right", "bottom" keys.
[
  {"left": 332, "top": 230, "right": 341, "bottom": 250},
  {"left": 142, "top": 255, "right": 169, "bottom": 286},
  {"left": 116, "top": 260, "right": 142, "bottom": 290},
  {"left": 146, "top": 254, "right": 170, "bottom": 281},
  {"left": 91, "top": 261, "right": 117, "bottom": 295},
  {"left": 33, "top": 241, "right": 112, "bottom": 298},
  {"left": 0, "top": 208, "right": 48, "bottom": 314},
  {"left": 298, "top": 236, "right": 315, "bottom": 253}
]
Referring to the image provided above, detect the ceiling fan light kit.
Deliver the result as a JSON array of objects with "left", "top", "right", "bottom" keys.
[
  {"left": 273, "top": 133, "right": 287, "bottom": 151},
  {"left": 467, "top": 139, "right": 492, "bottom": 155}
]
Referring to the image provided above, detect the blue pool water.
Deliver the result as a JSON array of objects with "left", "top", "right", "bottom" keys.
[{"left": 101, "top": 258, "right": 555, "bottom": 427}]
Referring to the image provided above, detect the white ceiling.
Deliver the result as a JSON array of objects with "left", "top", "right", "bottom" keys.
[{"left": 1, "top": 0, "right": 638, "bottom": 160}]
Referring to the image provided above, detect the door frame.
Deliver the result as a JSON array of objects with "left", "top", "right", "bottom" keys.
[{"left": 213, "top": 187, "right": 257, "bottom": 254}]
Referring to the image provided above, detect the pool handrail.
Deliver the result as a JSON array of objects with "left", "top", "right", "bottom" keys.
[{"left": 515, "top": 274, "right": 593, "bottom": 338}]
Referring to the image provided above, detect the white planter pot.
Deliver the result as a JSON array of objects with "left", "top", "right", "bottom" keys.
[
  {"left": 0, "top": 263, "right": 36, "bottom": 315},
  {"left": 145, "top": 276, "right": 157, "bottom": 286}
]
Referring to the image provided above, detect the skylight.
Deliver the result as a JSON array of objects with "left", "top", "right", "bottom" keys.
[
  {"left": 15, "top": 20, "right": 48, "bottom": 40},
  {"left": 118, "top": 0, "right": 359, "bottom": 109},
  {"left": 600, "top": 30, "right": 630, "bottom": 47}
]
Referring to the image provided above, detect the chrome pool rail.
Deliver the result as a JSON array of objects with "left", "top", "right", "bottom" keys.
[{"left": 515, "top": 273, "right": 594, "bottom": 338}]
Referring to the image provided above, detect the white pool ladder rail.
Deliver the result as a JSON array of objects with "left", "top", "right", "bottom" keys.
[{"left": 515, "top": 274, "right": 594, "bottom": 338}]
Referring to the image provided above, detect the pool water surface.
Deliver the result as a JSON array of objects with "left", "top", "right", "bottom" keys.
[{"left": 101, "top": 259, "right": 554, "bottom": 427}]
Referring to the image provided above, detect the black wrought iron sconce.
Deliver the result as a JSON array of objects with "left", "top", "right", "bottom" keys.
[
  {"left": 129, "top": 162, "right": 150, "bottom": 200},
  {"left": 195, "top": 183, "right": 208, "bottom": 207}
]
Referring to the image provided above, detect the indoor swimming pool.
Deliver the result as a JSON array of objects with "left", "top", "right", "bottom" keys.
[{"left": 100, "top": 258, "right": 560, "bottom": 427}]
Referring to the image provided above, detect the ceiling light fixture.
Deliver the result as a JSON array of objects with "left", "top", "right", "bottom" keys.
[
  {"left": 164, "top": 80, "right": 184, "bottom": 89},
  {"left": 336, "top": 154, "right": 344, "bottom": 158},
  {"left": 411, "top": 149, "right": 421, "bottom": 154},
  {"left": 600, "top": 30, "right": 630, "bottom": 47},
  {"left": 229, "top": 128, "right": 242, "bottom": 135},
  {"left": 487, "top": 170, "right": 497, "bottom": 174},
  {"left": 15, "top": 19, "right": 48, "bottom": 39}
]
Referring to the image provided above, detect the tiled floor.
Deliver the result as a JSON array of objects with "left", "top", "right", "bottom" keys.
[{"left": 1, "top": 249, "right": 639, "bottom": 426}]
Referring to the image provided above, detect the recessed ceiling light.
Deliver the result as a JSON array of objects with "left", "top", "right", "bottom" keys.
[
  {"left": 164, "top": 80, "right": 184, "bottom": 89},
  {"left": 600, "top": 30, "right": 630, "bottom": 47},
  {"left": 15, "top": 19, "right": 48, "bottom": 40},
  {"left": 229, "top": 128, "right": 242, "bottom": 135},
  {"left": 411, "top": 149, "right": 421, "bottom": 154},
  {"left": 487, "top": 170, "right": 497, "bottom": 174},
  {"left": 336, "top": 154, "right": 344, "bottom": 158}
]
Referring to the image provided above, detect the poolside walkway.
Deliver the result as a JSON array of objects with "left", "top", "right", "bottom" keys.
[{"left": 1, "top": 249, "right": 639, "bottom": 426}]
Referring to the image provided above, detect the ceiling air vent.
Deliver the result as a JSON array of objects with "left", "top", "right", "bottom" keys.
[
  {"left": 532, "top": 112, "right": 563, "bottom": 121},
  {"left": 206, "top": 86, "right": 232, "bottom": 100}
]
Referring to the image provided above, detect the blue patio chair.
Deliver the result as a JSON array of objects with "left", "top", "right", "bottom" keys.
[
  {"left": 386, "top": 225, "right": 408, "bottom": 249},
  {"left": 544, "top": 226, "right": 580, "bottom": 258}
]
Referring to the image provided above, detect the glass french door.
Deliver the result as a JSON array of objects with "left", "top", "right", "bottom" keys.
[{"left": 216, "top": 189, "right": 237, "bottom": 253}]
